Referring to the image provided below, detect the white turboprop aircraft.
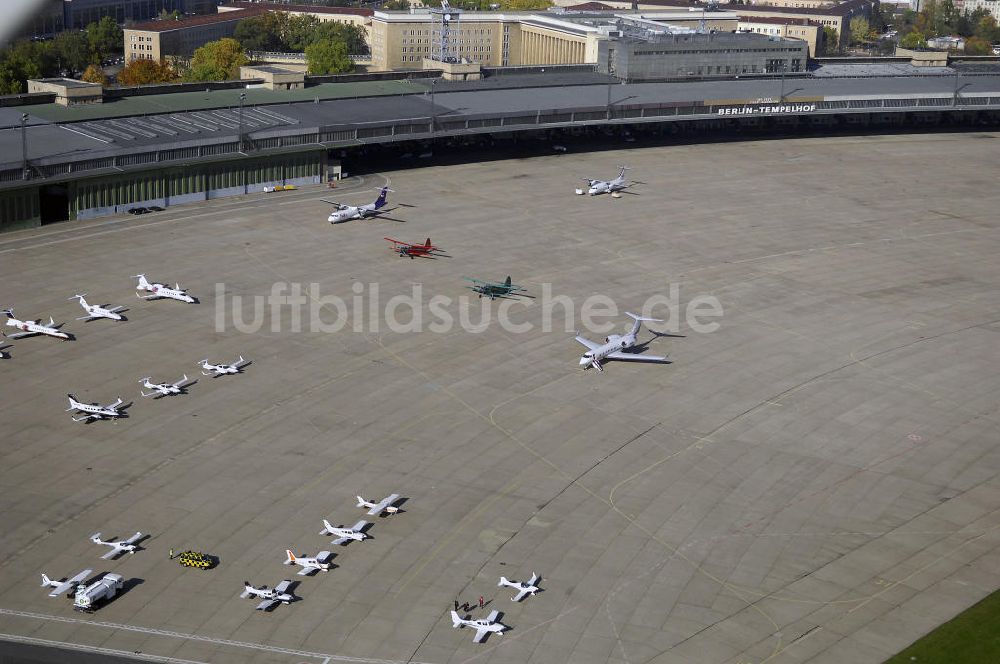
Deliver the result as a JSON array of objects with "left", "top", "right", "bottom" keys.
[
  {"left": 3, "top": 309, "right": 70, "bottom": 340},
  {"left": 450, "top": 610, "right": 508, "bottom": 643},
  {"left": 70, "top": 294, "right": 125, "bottom": 321},
  {"left": 41, "top": 569, "right": 93, "bottom": 597},
  {"left": 90, "top": 532, "right": 143, "bottom": 559},
  {"left": 67, "top": 394, "right": 125, "bottom": 422},
  {"left": 581, "top": 166, "right": 630, "bottom": 196},
  {"left": 199, "top": 356, "right": 246, "bottom": 377},
  {"left": 139, "top": 375, "right": 188, "bottom": 398},
  {"left": 319, "top": 519, "right": 369, "bottom": 546},
  {"left": 575, "top": 312, "right": 668, "bottom": 372},
  {"left": 284, "top": 549, "right": 333, "bottom": 576},
  {"left": 133, "top": 274, "right": 196, "bottom": 303},
  {"left": 498, "top": 573, "right": 541, "bottom": 602},
  {"left": 324, "top": 186, "right": 392, "bottom": 223},
  {"left": 241, "top": 580, "right": 295, "bottom": 611},
  {"left": 357, "top": 493, "right": 400, "bottom": 516}
]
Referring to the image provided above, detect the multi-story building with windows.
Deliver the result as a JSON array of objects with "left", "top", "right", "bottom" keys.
[
  {"left": 65, "top": 0, "right": 216, "bottom": 30},
  {"left": 737, "top": 16, "right": 821, "bottom": 56},
  {"left": 125, "top": 8, "right": 264, "bottom": 63}
]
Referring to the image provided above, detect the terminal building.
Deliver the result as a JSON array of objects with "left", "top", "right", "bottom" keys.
[{"left": 19, "top": 0, "right": 217, "bottom": 38}]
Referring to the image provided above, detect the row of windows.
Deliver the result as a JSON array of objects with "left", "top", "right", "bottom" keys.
[{"left": 129, "top": 35, "right": 153, "bottom": 42}]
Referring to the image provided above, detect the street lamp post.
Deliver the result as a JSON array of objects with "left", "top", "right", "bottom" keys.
[
  {"left": 238, "top": 92, "right": 246, "bottom": 152},
  {"left": 21, "top": 113, "right": 29, "bottom": 181},
  {"left": 430, "top": 78, "right": 439, "bottom": 134},
  {"left": 779, "top": 63, "right": 787, "bottom": 102}
]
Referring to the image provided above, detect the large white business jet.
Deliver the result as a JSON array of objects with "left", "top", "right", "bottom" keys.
[
  {"left": 241, "top": 580, "right": 295, "bottom": 611},
  {"left": 139, "top": 375, "right": 189, "bottom": 398},
  {"left": 284, "top": 550, "right": 333, "bottom": 576},
  {"left": 3, "top": 309, "right": 70, "bottom": 340},
  {"left": 90, "top": 532, "right": 143, "bottom": 559},
  {"left": 319, "top": 519, "right": 369, "bottom": 546},
  {"left": 41, "top": 569, "right": 93, "bottom": 597},
  {"left": 198, "top": 356, "right": 246, "bottom": 377},
  {"left": 581, "top": 166, "right": 630, "bottom": 196},
  {"left": 357, "top": 493, "right": 400, "bottom": 516},
  {"left": 133, "top": 274, "right": 196, "bottom": 303},
  {"left": 67, "top": 395, "right": 125, "bottom": 422},
  {"left": 70, "top": 294, "right": 125, "bottom": 321},
  {"left": 575, "top": 312, "right": 668, "bottom": 372},
  {"left": 498, "top": 573, "right": 541, "bottom": 602},
  {"left": 450, "top": 609, "right": 508, "bottom": 643},
  {"left": 324, "top": 186, "right": 392, "bottom": 223}
]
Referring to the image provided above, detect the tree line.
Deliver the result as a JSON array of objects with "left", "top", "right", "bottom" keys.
[{"left": 897, "top": 0, "right": 1000, "bottom": 52}]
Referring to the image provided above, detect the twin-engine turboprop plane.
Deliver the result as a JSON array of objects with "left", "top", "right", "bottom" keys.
[
  {"left": 581, "top": 166, "right": 630, "bottom": 196},
  {"left": 67, "top": 395, "right": 125, "bottom": 422},
  {"left": 325, "top": 187, "right": 393, "bottom": 223}
]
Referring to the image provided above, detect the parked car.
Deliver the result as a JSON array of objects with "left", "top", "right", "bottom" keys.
[{"left": 128, "top": 207, "right": 149, "bottom": 215}]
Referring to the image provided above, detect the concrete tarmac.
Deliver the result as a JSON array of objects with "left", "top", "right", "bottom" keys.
[{"left": 0, "top": 132, "right": 998, "bottom": 664}]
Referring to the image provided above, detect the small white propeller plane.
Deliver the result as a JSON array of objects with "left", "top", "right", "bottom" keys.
[
  {"left": 357, "top": 493, "right": 400, "bottom": 516},
  {"left": 69, "top": 294, "right": 125, "bottom": 321},
  {"left": 67, "top": 394, "right": 125, "bottom": 422},
  {"left": 319, "top": 519, "right": 369, "bottom": 546},
  {"left": 198, "top": 356, "right": 246, "bottom": 377},
  {"left": 450, "top": 609, "right": 508, "bottom": 643},
  {"left": 89, "top": 532, "right": 143, "bottom": 559},
  {"left": 575, "top": 312, "right": 669, "bottom": 373},
  {"left": 324, "top": 186, "right": 393, "bottom": 223},
  {"left": 284, "top": 549, "right": 333, "bottom": 576},
  {"left": 133, "top": 274, "right": 196, "bottom": 303},
  {"left": 3, "top": 308, "right": 70, "bottom": 340},
  {"left": 498, "top": 573, "right": 541, "bottom": 602},
  {"left": 241, "top": 580, "right": 295, "bottom": 611},
  {"left": 581, "top": 166, "right": 630, "bottom": 196},
  {"left": 41, "top": 569, "right": 93, "bottom": 597},
  {"left": 139, "top": 375, "right": 189, "bottom": 398}
]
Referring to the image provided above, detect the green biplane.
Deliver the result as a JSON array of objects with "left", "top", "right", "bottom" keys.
[{"left": 463, "top": 276, "right": 527, "bottom": 300}]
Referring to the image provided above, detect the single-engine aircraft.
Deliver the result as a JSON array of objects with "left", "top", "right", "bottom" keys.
[
  {"left": 384, "top": 237, "right": 441, "bottom": 259},
  {"left": 463, "top": 276, "right": 527, "bottom": 300}
]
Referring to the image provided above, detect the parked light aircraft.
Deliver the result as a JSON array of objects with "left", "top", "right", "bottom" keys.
[
  {"left": 463, "top": 276, "right": 527, "bottom": 300},
  {"left": 241, "top": 580, "right": 295, "bottom": 611},
  {"left": 324, "top": 186, "right": 392, "bottom": 223},
  {"left": 133, "top": 274, "right": 195, "bottom": 303},
  {"left": 284, "top": 549, "right": 333, "bottom": 576},
  {"left": 384, "top": 237, "right": 440, "bottom": 259},
  {"left": 357, "top": 494, "right": 400, "bottom": 516},
  {"left": 450, "top": 610, "right": 508, "bottom": 643},
  {"left": 3, "top": 309, "right": 70, "bottom": 340},
  {"left": 199, "top": 356, "right": 246, "bottom": 377},
  {"left": 575, "top": 312, "right": 668, "bottom": 372},
  {"left": 582, "top": 166, "right": 630, "bottom": 195},
  {"left": 41, "top": 569, "right": 93, "bottom": 597},
  {"left": 90, "top": 532, "right": 142, "bottom": 559},
  {"left": 139, "top": 375, "right": 188, "bottom": 398},
  {"left": 498, "top": 573, "right": 541, "bottom": 602},
  {"left": 70, "top": 294, "right": 124, "bottom": 321},
  {"left": 67, "top": 394, "right": 124, "bottom": 422},
  {"left": 319, "top": 519, "right": 369, "bottom": 545}
]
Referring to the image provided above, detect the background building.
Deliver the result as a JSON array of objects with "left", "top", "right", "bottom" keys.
[
  {"left": 65, "top": 0, "right": 216, "bottom": 29},
  {"left": 125, "top": 9, "right": 263, "bottom": 62},
  {"left": 737, "top": 17, "right": 821, "bottom": 56}
]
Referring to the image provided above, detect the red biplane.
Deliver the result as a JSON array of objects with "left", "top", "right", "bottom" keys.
[{"left": 384, "top": 237, "right": 441, "bottom": 259}]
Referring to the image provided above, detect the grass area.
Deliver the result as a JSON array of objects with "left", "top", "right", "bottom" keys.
[
  {"left": 27, "top": 80, "right": 426, "bottom": 123},
  {"left": 884, "top": 589, "right": 1000, "bottom": 664}
]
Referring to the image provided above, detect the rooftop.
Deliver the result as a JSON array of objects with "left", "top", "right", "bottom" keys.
[
  {"left": 129, "top": 8, "right": 263, "bottom": 32},
  {"left": 737, "top": 16, "right": 820, "bottom": 25},
  {"left": 225, "top": 1, "right": 374, "bottom": 16},
  {"left": 30, "top": 77, "right": 102, "bottom": 89}
]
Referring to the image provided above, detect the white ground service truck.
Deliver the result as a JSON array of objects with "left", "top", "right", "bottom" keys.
[{"left": 73, "top": 573, "right": 123, "bottom": 611}]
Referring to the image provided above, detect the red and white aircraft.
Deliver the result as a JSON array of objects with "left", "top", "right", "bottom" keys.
[
  {"left": 133, "top": 274, "right": 195, "bottom": 303},
  {"left": 384, "top": 237, "right": 441, "bottom": 259},
  {"left": 3, "top": 308, "right": 70, "bottom": 340}
]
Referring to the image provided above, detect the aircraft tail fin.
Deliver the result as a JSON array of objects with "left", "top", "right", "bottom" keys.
[
  {"left": 41, "top": 573, "right": 52, "bottom": 587},
  {"left": 1, "top": 308, "right": 13, "bottom": 318},
  {"left": 450, "top": 610, "right": 462, "bottom": 628},
  {"left": 285, "top": 550, "right": 296, "bottom": 565},
  {"left": 320, "top": 519, "right": 335, "bottom": 535},
  {"left": 498, "top": 576, "right": 509, "bottom": 587},
  {"left": 89, "top": 533, "right": 101, "bottom": 543},
  {"left": 625, "top": 311, "right": 662, "bottom": 335},
  {"left": 132, "top": 274, "right": 149, "bottom": 289},
  {"left": 424, "top": 238, "right": 431, "bottom": 247},
  {"left": 504, "top": 276, "right": 512, "bottom": 286},
  {"left": 374, "top": 186, "right": 389, "bottom": 209},
  {"left": 356, "top": 496, "right": 367, "bottom": 508}
]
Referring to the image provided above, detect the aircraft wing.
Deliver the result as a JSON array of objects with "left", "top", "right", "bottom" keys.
[
  {"left": 384, "top": 237, "right": 410, "bottom": 247},
  {"left": 296, "top": 567, "right": 315, "bottom": 576},
  {"left": 319, "top": 199, "right": 348, "bottom": 209},
  {"left": 239, "top": 587, "right": 254, "bottom": 599},
  {"left": 487, "top": 610, "right": 500, "bottom": 623},
  {"left": 512, "top": 588, "right": 530, "bottom": 602},
  {"left": 274, "top": 580, "right": 293, "bottom": 593},
  {"left": 463, "top": 277, "right": 486, "bottom": 285},
  {"left": 123, "top": 532, "right": 143, "bottom": 545},
  {"left": 352, "top": 520, "right": 367, "bottom": 532},
  {"left": 574, "top": 336, "right": 601, "bottom": 351},
  {"left": 604, "top": 351, "right": 668, "bottom": 362},
  {"left": 473, "top": 627, "right": 489, "bottom": 643},
  {"left": 255, "top": 598, "right": 278, "bottom": 611},
  {"left": 331, "top": 536, "right": 350, "bottom": 546},
  {"left": 100, "top": 548, "right": 119, "bottom": 560},
  {"left": 527, "top": 573, "right": 539, "bottom": 586},
  {"left": 49, "top": 569, "right": 92, "bottom": 597},
  {"left": 369, "top": 494, "right": 399, "bottom": 515},
  {"left": 107, "top": 306, "right": 125, "bottom": 313},
  {"left": 4, "top": 331, "right": 35, "bottom": 339}
]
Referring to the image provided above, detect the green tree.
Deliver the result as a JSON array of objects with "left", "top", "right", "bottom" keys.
[
  {"left": 901, "top": 30, "right": 927, "bottom": 48},
  {"left": 235, "top": 12, "right": 288, "bottom": 52},
  {"left": 964, "top": 35, "right": 992, "bottom": 53},
  {"left": 81, "top": 63, "right": 108, "bottom": 85},
  {"left": 312, "top": 21, "right": 369, "bottom": 54},
  {"left": 186, "top": 38, "right": 248, "bottom": 81},
  {"left": 284, "top": 15, "right": 323, "bottom": 51},
  {"left": 382, "top": 0, "right": 411, "bottom": 8},
  {"left": 52, "top": 30, "right": 91, "bottom": 75},
  {"left": 974, "top": 14, "right": 1000, "bottom": 42},
  {"left": 849, "top": 16, "right": 873, "bottom": 44},
  {"left": 118, "top": 58, "right": 177, "bottom": 85},
  {"left": 305, "top": 38, "right": 352, "bottom": 74},
  {"left": 821, "top": 26, "right": 840, "bottom": 54},
  {"left": 86, "top": 16, "right": 124, "bottom": 62}
]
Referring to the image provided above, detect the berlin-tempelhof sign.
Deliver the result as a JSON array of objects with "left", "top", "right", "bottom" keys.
[{"left": 711, "top": 97, "right": 821, "bottom": 115}]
